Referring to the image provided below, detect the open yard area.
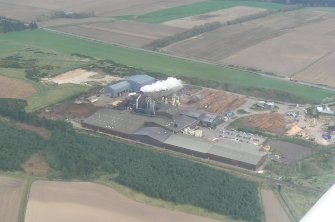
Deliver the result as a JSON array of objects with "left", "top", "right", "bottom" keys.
[
  {"left": 0, "top": 176, "right": 25, "bottom": 222},
  {"left": 163, "top": 9, "right": 335, "bottom": 88},
  {"left": 0, "top": 30, "right": 333, "bottom": 104},
  {"left": 25, "top": 181, "right": 221, "bottom": 222}
]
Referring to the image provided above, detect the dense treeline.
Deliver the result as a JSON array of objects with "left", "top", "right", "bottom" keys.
[
  {"left": 0, "top": 17, "right": 37, "bottom": 33},
  {"left": 0, "top": 100, "right": 263, "bottom": 222},
  {"left": 274, "top": 0, "right": 335, "bottom": 6}
]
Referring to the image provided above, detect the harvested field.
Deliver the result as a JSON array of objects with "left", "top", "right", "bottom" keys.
[
  {"left": 0, "top": 176, "right": 25, "bottom": 222},
  {"left": 47, "top": 69, "right": 120, "bottom": 85},
  {"left": 0, "top": 2, "right": 50, "bottom": 21},
  {"left": 261, "top": 189, "right": 290, "bottom": 222},
  {"left": 186, "top": 88, "right": 245, "bottom": 113},
  {"left": 163, "top": 6, "right": 267, "bottom": 29},
  {"left": 25, "top": 181, "right": 220, "bottom": 222},
  {"left": 53, "top": 21, "right": 184, "bottom": 48},
  {"left": 0, "top": 0, "right": 200, "bottom": 20},
  {"left": 162, "top": 10, "right": 335, "bottom": 88},
  {"left": 265, "top": 140, "right": 314, "bottom": 165},
  {"left": 0, "top": 76, "right": 36, "bottom": 99},
  {"left": 293, "top": 50, "right": 335, "bottom": 88}
]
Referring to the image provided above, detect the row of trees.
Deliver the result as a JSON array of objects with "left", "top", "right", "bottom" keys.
[
  {"left": 0, "top": 99, "right": 263, "bottom": 222},
  {"left": 0, "top": 17, "right": 37, "bottom": 33}
]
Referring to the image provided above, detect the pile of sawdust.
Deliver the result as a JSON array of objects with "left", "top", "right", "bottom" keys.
[
  {"left": 286, "top": 123, "right": 302, "bottom": 136},
  {"left": 192, "top": 88, "right": 245, "bottom": 113},
  {"left": 246, "top": 113, "right": 286, "bottom": 132}
]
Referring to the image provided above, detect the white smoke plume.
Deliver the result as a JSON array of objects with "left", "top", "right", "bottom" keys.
[{"left": 140, "top": 77, "right": 183, "bottom": 92}]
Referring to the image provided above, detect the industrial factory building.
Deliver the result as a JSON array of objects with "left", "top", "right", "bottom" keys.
[
  {"left": 105, "top": 74, "right": 156, "bottom": 97},
  {"left": 82, "top": 108, "right": 266, "bottom": 170}
]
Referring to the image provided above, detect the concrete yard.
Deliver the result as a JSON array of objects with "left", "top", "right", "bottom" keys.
[{"left": 25, "top": 181, "right": 220, "bottom": 222}]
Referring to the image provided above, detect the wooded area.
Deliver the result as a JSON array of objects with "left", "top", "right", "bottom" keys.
[
  {"left": 0, "top": 98, "right": 262, "bottom": 222},
  {"left": 0, "top": 17, "right": 37, "bottom": 33}
]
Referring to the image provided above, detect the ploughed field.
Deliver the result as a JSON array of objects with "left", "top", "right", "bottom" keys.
[
  {"left": 0, "top": 176, "right": 24, "bottom": 222},
  {"left": 0, "top": 0, "right": 200, "bottom": 20},
  {"left": 162, "top": 9, "right": 335, "bottom": 88},
  {"left": 25, "top": 181, "right": 220, "bottom": 222},
  {"left": 53, "top": 20, "right": 185, "bottom": 48}
]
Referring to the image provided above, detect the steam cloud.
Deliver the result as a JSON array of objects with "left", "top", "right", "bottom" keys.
[{"left": 140, "top": 77, "right": 183, "bottom": 92}]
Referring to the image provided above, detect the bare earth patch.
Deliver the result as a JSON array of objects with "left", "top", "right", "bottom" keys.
[
  {"left": 239, "top": 113, "right": 286, "bottom": 133},
  {"left": 0, "top": 76, "right": 36, "bottom": 99},
  {"left": 261, "top": 189, "right": 290, "bottom": 222},
  {"left": 15, "top": 122, "right": 51, "bottom": 139},
  {"left": 0, "top": 176, "right": 25, "bottom": 222},
  {"left": 25, "top": 181, "right": 220, "bottom": 222},
  {"left": 163, "top": 6, "right": 267, "bottom": 29},
  {"left": 23, "top": 154, "right": 50, "bottom": 176},
  {"left": 47, "top": 69, "right": 120, "bottom": 85}
]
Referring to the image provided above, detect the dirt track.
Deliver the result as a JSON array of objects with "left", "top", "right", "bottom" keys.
[
  {"left": 0, "top": 76, "right": 36, "bottom": 99},
  {"left": 0, "top": 176, "right": 25, "bottom": 222},
  {"left": 25, "top": 181, "right": 220, "bottom": 222},
  {"left": 261, "top": 189, "right": 290, "bottom": 222}
]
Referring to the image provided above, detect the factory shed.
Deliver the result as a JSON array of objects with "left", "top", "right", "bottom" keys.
[
  {"left": 127, "top": 74, "right": 156, "bottom": 91},
  {"left": 208, "top": 141, "right": 267, "bottom": 170},
  {"left": 105, "top": 81, "right": 131, "bottom": 97},
  {"left": 199, "top": 113, "right": 221, "bottom": 127},
  {"left": 163, "top": 134, "right": 211, "bottom": 158},
  {"left": 133, "top": 127, "right": 173, "bottom": 143}
]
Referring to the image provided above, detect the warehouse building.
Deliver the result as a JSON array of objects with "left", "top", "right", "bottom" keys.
[
  {"left": 127, "top": 74, "right": 156, "bottom": 91},
  {"left": 105, "top": 81, "right": 131, "bottom": 97},
  {"left": 105, "top": 74, "right": 156, "bottom": 97}
]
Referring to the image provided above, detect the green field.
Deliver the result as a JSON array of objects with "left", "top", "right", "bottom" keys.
[
  {"left": 0, "top": 68, "right": 90, "bottom": 111},
  {"left": 120, "top": 0, "right": 287, "bottom": 23},
  {"left": 0, "top": 29, "right": 334, "bottom": 104}
]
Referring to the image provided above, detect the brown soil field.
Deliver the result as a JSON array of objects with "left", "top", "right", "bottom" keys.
[
  {"left": 54, "top": 21, "right": 184, "bottom": 48},
  {"left": 293, "top": 50, "right": 335, "bottom": 88},
  {"left": 187, "top": 88, "right": 245, "bottom": 112},
  {"left": 23, "top": 154, "right": 50, "bottom": 176},
  {"left": 162, "top": 10, "right": 335, "bottom": 87},
  {"left": 0, "top": 76, "right": 36, "bottom": 99},
  {"left": 1, "top": 0, "right": 200, "bottom": 20},
  {"left": 25, "top": 181, "right": 220, "bottom": 222},
  {"left": 163, "top": 6, "right": 267, "bottom": 29},
  {"left": 47, "top": 69, "right": 120, "bottom": 85},
  {"left": 223, "top": 16, "right": 335, "bottom": 77},
  {"left": 261, "top": 189, "right": 290, "bottom": 222},
  {"left": 0, "top": 176, "right": 25, "bottom": 222},
  {"left": 0, "top": 2, "right": 50, "bottom": 21},
  {"left": 163, "top": 10, "right": 334, "bottom": 62},
  {"left": 239, "top": 113, "right": 286, "bottom": 133}
]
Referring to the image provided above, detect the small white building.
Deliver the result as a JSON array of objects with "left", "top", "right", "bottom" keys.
[{"left": 317, "top": 105, "right": 334, "bottom": 115}]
